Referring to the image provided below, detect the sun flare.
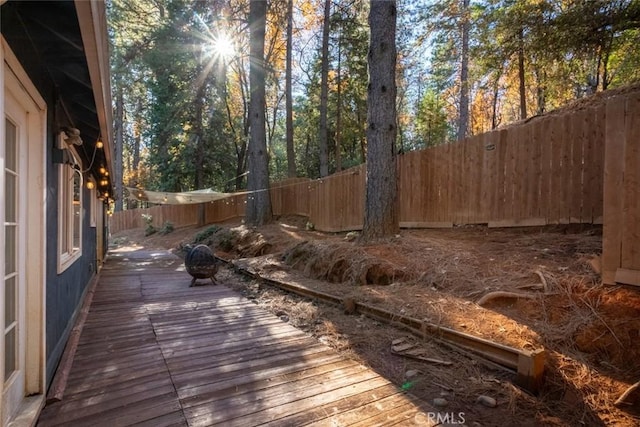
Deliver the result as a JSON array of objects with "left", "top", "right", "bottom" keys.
[{"left": 207, "top": 33, "right": 235, "bottom": 61}]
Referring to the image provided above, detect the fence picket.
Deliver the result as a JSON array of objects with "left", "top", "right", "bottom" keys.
[
  {"left": 621, "top": 93, "right": 640, "bottom": 271},
  {"left": 571, "top": 111, "right": 586, "bottom": 223},
  {"left": 592, "top": 105, "right": 606, "bottom": 223},
  {"left": 602, "top": 97, "right": 627, "bottom": 284}
]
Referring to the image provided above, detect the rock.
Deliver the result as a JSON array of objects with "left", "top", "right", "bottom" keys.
[
  {"left": 476, "top": 395, "right": 497, "bottom": 407},
  {"left": 433, "top": 398, "right": 448, "bottom": 407},
  {"left": 405, "top": 369, "right": 420, "bottom": 379},
  {"left": 345, "top": 231, "right": 360, "bottom": 241}
]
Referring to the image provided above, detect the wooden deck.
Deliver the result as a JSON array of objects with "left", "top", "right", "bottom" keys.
[{"left": 37, "top": 248, "right": 434, "bottom": 426}]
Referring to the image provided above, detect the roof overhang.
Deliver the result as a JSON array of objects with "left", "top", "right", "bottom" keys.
[
  {"left": 75, "top": 0, "right": 114, "bottom": 182},
  {"left": 1, "top": 0, "right": 114, "bottom": 198}
]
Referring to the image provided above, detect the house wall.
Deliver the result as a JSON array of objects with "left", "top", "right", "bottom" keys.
[
  {"left": 2, "top": 8, "right": 102, "bottom": 387},
  {"left": 45, "top": 181, "right": 98, "bottom": 384}
]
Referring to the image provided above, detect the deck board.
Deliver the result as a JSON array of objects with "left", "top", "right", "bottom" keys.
[{"left": 37, "top": 248, "right": 433, "bottom": 426}]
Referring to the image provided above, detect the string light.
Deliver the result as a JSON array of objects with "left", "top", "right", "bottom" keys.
[
  {"left": 86, "top": 181, "right": 95, "bottom": 190},
  {"left": 96, "top": 139, "right": 104, "bottom": 149}
]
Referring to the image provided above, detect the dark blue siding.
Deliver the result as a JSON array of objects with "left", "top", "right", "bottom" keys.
[
  {"left": 45, "top": 183, "right": 98, "bottom": 384},
  {"left": 2, "top": 3, "right": 102, "bottom": 387}
]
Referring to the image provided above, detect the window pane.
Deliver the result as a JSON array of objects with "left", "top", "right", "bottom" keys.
[
  {"left": 4, "top": 120, "right": 19, "bottom": 381},
  {"left": 60, "top": 168, "right": 69, "bottom": 253},
  {"left": 4, "top": 327, "right": 17, "bottom": 379},
  {"left": 73, "top": 170, "right": 81, "bottom": 249},
  {"left": 5, "top": 119, "right": 17, "bottom": 171},
  {"left": 5, "top": 275, "right": 16, "bottom": 325},
  {"left": 5, "top": 173, "right": 16, "bottom": 222},
  {"left": 4, "top": 225, "right": 16, "bottom": 274}
]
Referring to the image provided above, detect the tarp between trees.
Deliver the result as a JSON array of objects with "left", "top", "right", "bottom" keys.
[{"left": 125, "top": 187, "right": 233, "bottom": 205}]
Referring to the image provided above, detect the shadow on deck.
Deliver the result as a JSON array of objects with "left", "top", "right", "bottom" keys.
[{"left": 37, "top": 247, "right": 435, "bottom": 426}]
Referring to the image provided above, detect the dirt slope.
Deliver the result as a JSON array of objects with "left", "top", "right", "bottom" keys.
[{"left": 111, "top": 215, "right": 640, "bottom": 426}]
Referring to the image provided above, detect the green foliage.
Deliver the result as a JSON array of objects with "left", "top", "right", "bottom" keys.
[
  {"left": 216, "top": 229, "right": 235, "bottom": 252},
  {"left": 294, "top": 0, "right": 369, "bottom": 178},
  {"left": 141, "top": 213, "right": 153, "bottom": 225},
  {"left": 159, "top": 221, "right": 175, "bottom": 235},
  {"left": 109, "top": 0, "right": 244, "bottom": 196},
  {"left": 142, "top": 213, "right": 157, "bottom": 236},
  {"left": 193, "top": 225, "right": 221, "bottom": 244},
  {"left": 107, "top": 0, "right": 640, "bottom": 200},
  {"left": 415, "top": 90, "right": 451, "bottom": 148}
]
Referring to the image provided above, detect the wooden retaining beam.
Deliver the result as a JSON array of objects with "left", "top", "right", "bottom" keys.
[{"left": 230, "top": 260, "right": 546, "bottom": 394}]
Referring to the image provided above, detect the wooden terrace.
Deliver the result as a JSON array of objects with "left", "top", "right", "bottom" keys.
[{"left": 37, "top": 247, "right": 434, "bottom": 426}]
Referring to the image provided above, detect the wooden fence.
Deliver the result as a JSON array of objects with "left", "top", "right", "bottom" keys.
[
  {"left": 109, "top": 203, "right": 200, "bottom": 232},
  {"left": 301, "top": 105, "right": 606, "bottom": 230},
  {"left": 110, "top": 179, "right": 312, "bottom": 232},
  {"left": 401, "top": 105, "right": 605, "bottom": 227},
  {"left": 109, "top": 90, "right": 639, "bottom": 286},
  {"left": 308, "top": 166, "right": 366, "bottom": 232}
]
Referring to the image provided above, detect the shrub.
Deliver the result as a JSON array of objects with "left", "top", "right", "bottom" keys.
[
  {"left": 142, "top": 214, "right": 156, "bottom": 236},
  {"left": 193, "top": 225, "right": 221, "bottom": 243},
  {"left": 159, "top": 221, "right": 174, "bottom": 235},
  {"left": 217, "top": 229, "right": 235, "bottom": 252}
]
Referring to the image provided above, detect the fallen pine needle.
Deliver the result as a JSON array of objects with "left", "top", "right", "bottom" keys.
[{"left": 615, "top": 380, "right": 640, "bottom": 406}]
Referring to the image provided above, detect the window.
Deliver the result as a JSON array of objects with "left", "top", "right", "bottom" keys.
[
  {"left": 5, "top": 117, "right": 19, "bottom": 381},
  {"left": 89, "top": 181, "right": 97, "bottom": 228},
  {"left": 57, "top": 137, "right": 82, "bottom": 273}
]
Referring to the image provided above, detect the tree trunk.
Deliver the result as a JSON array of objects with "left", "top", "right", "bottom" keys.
[
  {"left": 305, "top": 133, "right": 312, "bottom": 177},
  {"left": 357, "top": 107, "right": 366, "bottom": 163},
  {"left": 601, "top": 32, "right": 615, "bottom": 91},
  {"left": 114, "top": 85, "right": 124, "bottom": 211},
  {"left": 318, "top": 0, "right": 331, "bottom": 177},
  {"left": 491, "top": 72, "right": 500, "bottom": 130},
  {"left": 133, "top": 98, "right": 142, "bottom": 172},
  {"left": 193, "top": 81, "right": 205, "bottom": 189},
  {"left": 518, "top": 27, "right": 527, "bottom": 120},
  {"left": 457, "top": 0, "right": 470, "bottom": 141},
  {"left": 535, "top": 66, "right": 546, "bottom": 114},
  {"left": 362, "top": 0, "right": 398, "bottom": 241},
  {"left": 285, "top": 0, "right": 296, "bottom": 178},
  {"left": 335, "top": 30, "right": 343, "bottom": 172},
  {"left": 128, "top": 98, "right": 142, "bottom": 209},
  {"left": 245, "top": 0, "right": 272, "bottom": 226},
  {"left": 221, "top": 59, "right": 248, "bottom": 191}
]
